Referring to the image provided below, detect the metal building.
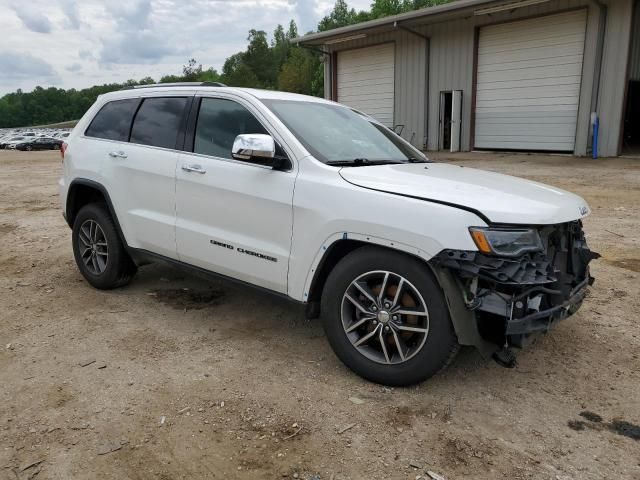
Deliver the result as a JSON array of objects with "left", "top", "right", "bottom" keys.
[{"left": 294, "top": 0, "right": 640, "bottom": 157}]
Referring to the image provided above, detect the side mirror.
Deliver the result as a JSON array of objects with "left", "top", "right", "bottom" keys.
[{"left": 232, "top": 134, "right": 275, "bottom": 162}]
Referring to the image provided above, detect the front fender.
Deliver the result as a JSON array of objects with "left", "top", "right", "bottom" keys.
[{"left": 299, "top": 231, "right": 435, "bottom": 303}]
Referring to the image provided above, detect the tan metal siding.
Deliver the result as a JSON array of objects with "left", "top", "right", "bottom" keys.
[
  {"left": 323, "top": 60, "right": 331, "bottom": 99},
  {"left": 630, "top": 2, "right": 640, "bottom": 81},
  {"left": 326, "top": 31, "right": 427, "bottom": 148},
  {"left": 422, "top": 20, "right": 475, "bottom": 151},
  {"left": 596, "top": 0, "right": 634, "bottom": 156}
]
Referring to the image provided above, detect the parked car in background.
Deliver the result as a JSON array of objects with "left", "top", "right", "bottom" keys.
[
  {"left": 2, "top": 137, "right": 28, "bottom": 149},
  {"left": 15, "top": 137, "right": 63, "bottom": 151},
  {"left": 0, "top": 129, "right": 73, "bottom": 149}
]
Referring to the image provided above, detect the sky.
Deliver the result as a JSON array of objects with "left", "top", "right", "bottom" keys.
[{"left": 0, "top": 0, "right": 372, "bottom": 96}]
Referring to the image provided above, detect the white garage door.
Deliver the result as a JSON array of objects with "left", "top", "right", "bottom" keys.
[
  {"left": 475, "top": 10, "right": 587, "bottom": 151},
  {"left": 337, "top": 44, "right": 395, "bottom": 127}
]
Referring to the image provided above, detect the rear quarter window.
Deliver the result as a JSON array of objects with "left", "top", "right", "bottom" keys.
[{"left": 85, "top": 99, "right": 140, "bottom": 142}]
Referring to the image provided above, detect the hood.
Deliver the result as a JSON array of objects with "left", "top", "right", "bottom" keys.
[{"left": 339, "top": 163, "right": 590, "bottom": 225}]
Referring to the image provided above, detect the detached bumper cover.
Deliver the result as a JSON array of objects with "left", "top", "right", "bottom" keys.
[{"left": 432, "top": 221, "right": 599, "bottom": 346}]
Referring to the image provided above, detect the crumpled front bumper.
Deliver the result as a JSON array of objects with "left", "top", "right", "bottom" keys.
[
  {"left": 431, "top": 221, "right": 599, "bottom": 349},
  {"left": 504, "top": 275, "right": 591, "bottom": 336}
]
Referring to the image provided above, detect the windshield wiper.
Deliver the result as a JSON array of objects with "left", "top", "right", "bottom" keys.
[
  {"left": 325, "top": 158, "right": 407, "bottom": 167},
  {"left": 407, "top": 157, "right": 430, "bottom": 163},
  {"left": 326, "top": 158, "right": 371, "bottom": 166}
]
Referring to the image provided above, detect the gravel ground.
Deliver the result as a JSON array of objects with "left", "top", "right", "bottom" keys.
[{"left": 1, "top": 149, "right": 639, "bottom": 480}]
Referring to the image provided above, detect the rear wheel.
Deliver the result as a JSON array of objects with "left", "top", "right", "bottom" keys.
[
  {"left": 72, "top": 203, "right": 136, "bottom": 289},
  {"left": 321, "top": 247, "right": 459, "bottom": 386},
  {"left": 25, "top": 145, "right": 32, "bottom": 151}
]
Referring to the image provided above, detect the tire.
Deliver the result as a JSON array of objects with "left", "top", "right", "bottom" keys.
[
  {"left": 321, "top": 247, "right": 459, "bottom": 386},
  {"left": 72, "top": 203, "right": 136, "bottom": 289},
  {"left": 26, "top": 145, "right": 32, "bottom": 151}
]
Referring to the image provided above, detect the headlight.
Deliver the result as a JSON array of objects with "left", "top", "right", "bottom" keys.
[{"left": 469, "top": 227, "right": 543, "bottom": 257}]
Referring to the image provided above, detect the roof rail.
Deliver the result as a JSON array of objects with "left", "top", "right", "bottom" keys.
[{"left": 121, "top": 81, "right": 227, "bottom": 90}]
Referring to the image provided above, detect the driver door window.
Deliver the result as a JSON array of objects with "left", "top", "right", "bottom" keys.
[{"left": 194, "top": 98, "right": 268, "bottom": 160}]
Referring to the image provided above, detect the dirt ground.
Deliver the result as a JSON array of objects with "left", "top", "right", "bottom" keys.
[{"left": 1, "top": 149, "right": 639, "bottom": 480}]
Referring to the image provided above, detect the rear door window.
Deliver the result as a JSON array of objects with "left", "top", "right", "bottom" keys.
[
  {"left": 130, "top": 97, "right": 188, "bottom": 149},
  {"left": 85, "top": 99, "right": 140, "bottom": 142}
]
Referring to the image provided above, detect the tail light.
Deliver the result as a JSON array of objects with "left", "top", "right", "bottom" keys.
[{"left": 60, "top": 142, "right": 68, "bottom": 161}]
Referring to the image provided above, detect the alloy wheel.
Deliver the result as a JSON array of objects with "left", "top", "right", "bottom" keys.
[
  {"left": 78, "top": 219, "right": 109, "bottom": 275},
  {"left": 341, "top": 270, "right": 429, "bottom": 364}
]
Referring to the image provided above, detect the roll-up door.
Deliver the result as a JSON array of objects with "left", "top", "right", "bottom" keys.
[
  {"left": 337, "top": 44, "right": 395, "bottom": 127},
  {"left": 475, "top": 10, "right": 587, "bottom": 151}
]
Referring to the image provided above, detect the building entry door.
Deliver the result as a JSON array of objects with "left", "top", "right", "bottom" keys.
[{"left": 439, "top": 90, "right": 462, "bottom": 152}]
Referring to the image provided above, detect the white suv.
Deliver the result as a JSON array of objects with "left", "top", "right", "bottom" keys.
[{"left": 59, "top": 83, "right": 599, "bottom": 385}]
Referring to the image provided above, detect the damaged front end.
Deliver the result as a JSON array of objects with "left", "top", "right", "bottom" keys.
[{"left": 431, "top": 221, "right": 600, "bottom": 364}]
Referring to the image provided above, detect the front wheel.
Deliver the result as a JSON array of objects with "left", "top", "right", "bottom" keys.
[
  {"left": 72, "top": 203, "right": 136, "bottom": 289},
  {"left": 321, "top": 247, "right": 459, "bottom": 386}
]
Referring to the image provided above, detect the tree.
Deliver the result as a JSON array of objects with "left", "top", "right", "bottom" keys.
[
  {"left": 159, "top": 74, "right": 182, "bottom": 83},
  {"left": 287, "top": 19, "right": 298, "bottom": 40},
  {"left": 402, "top": 0, "right": 451, "bottom": 9},
  {"left": 225, "top": 63, "right": 261, "bottom": 88},
  {"left": 199, "top": 68, "right": 221, "bottom": 83},
  {"left": 311, "top": 61, "right": 325, "bottom": 97},
  {"left": 218, "top": 53, "right": 258, "bottom": 87},
  {"left": 371, "top": 0, "right": 405, "bottom": 18},
  {"left": 272, "top": 24, "right": 290, "bottom": 72},
  {"left": 243, "top": 30, "right": 276, "bottom": 87},
  {"left": 318, "top": 0, "right": 362, "bottom": 32},
  {"left": 182, "top": 58, "right": 203, "bottom": 81},
  {"left": 278, "top": 48, "right": 317, "bottom": 94},
  {"left": 273, "top": 24, "right": 287, "bottom": 47}
]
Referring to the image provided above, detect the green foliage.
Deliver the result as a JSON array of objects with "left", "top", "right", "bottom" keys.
[
  {"left": 0, "top": 0, "right": 453, "bottom": 127},
  {"left": 182, "top": 58, "right": 203, "bottom": 81},
  {"left": 0, "top": 83, "right": 129, "bottom": 128},
  {"left": 244, "top": 30, "right": 277, "bottom": 87},
  {"left": 287, "top": 20, "right": 298, "bottom": 40},
  {"left": 318, "top": 0, "right": 452, "bottom": 27},
  {"left": 370, "top": 0, "right": 406, "bottom": 18},
  {"left": 318, "top": 0, "right": 364, "bottom": 31},
  {"left": 278, "top": 48, "right": 317, "bottom": 95}
]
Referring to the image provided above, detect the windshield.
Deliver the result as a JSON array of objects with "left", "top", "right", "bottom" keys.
[{"left": 263, "top": 99, "right": 426, "bottom": 165}]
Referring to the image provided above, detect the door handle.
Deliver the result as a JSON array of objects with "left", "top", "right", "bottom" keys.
[
  {"left": 181, "top": 164, "right": 207, "bottom": 174},
  {"left": 108, "top": 150, "right": 127, "bottom": 159}
]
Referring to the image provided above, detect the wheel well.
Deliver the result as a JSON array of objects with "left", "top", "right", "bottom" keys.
[
  {"left": 305, "top": 240, "right": 444, "bottom": 320},
  {"left": 66, "top": 184, "right": 107, "bottom": 227},
  {"left": 307, "top": 240, "right": 368, "bottom": 307}
]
